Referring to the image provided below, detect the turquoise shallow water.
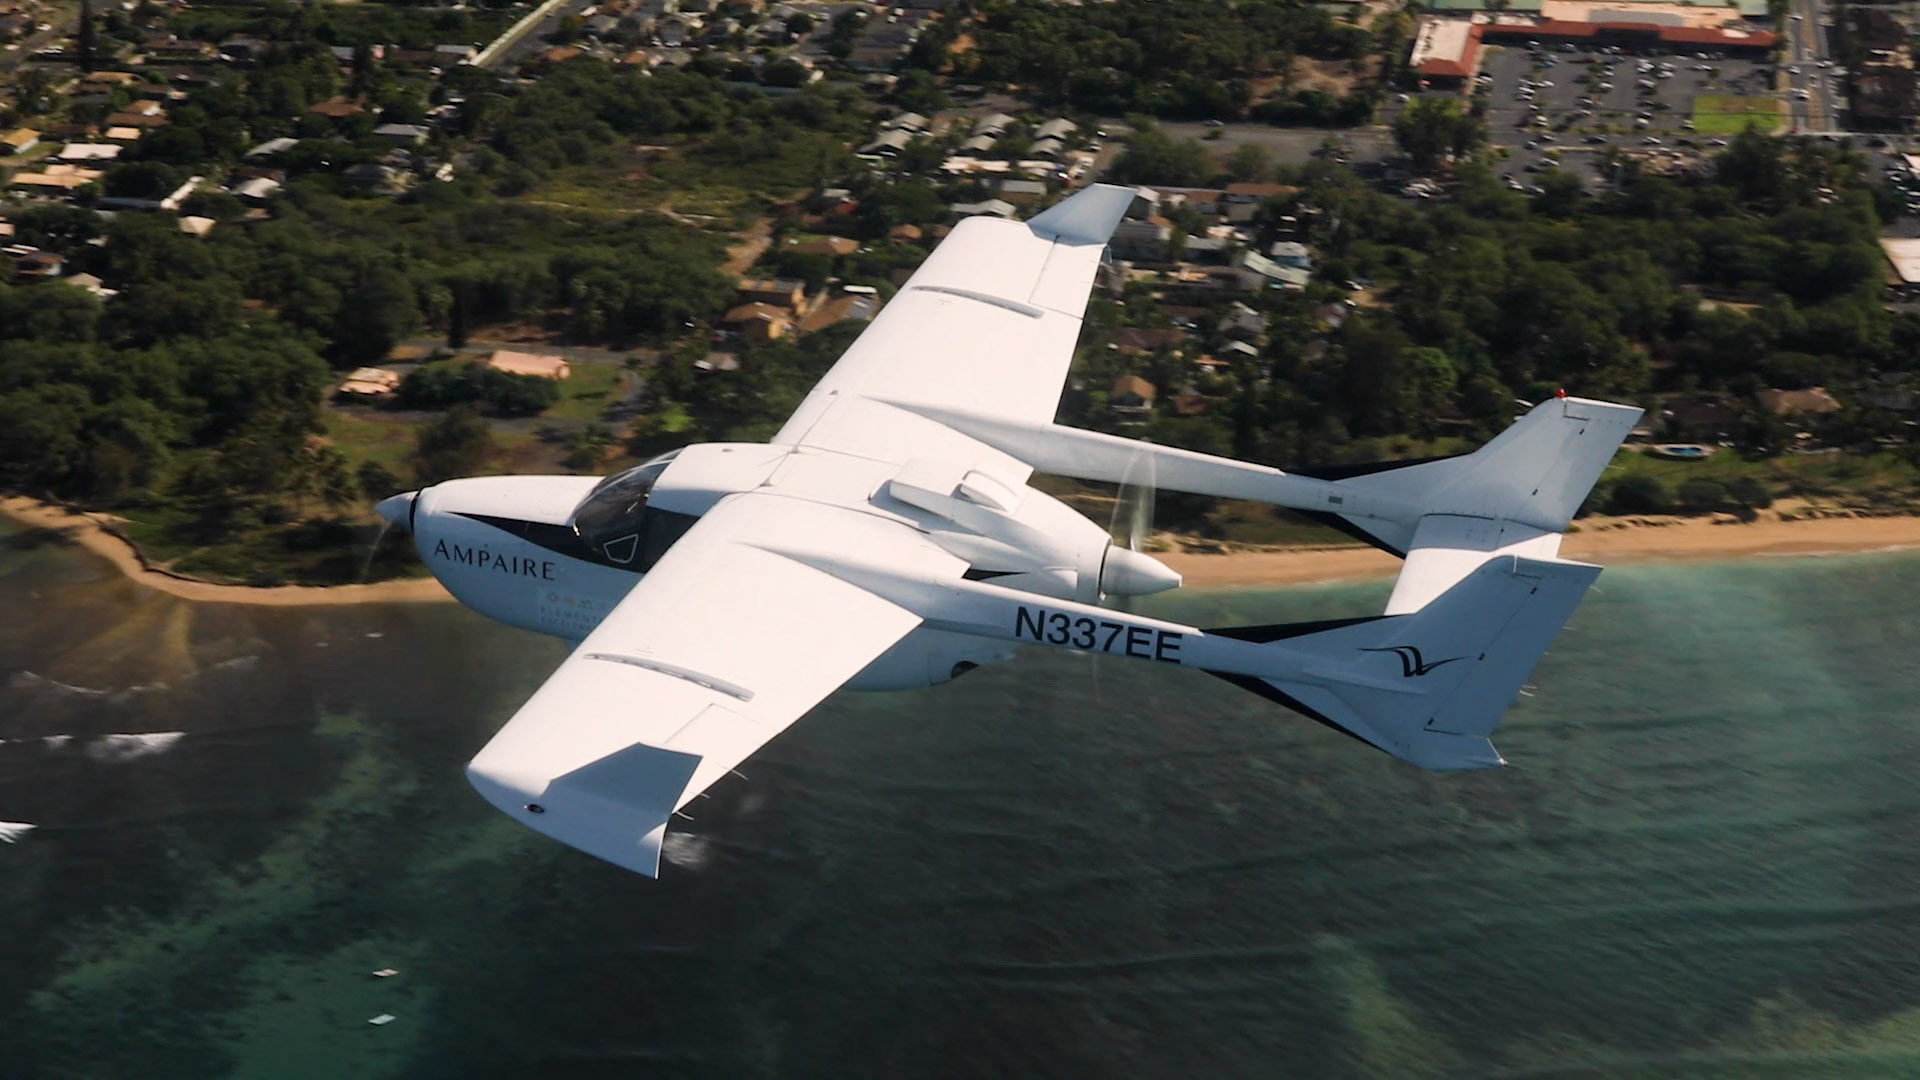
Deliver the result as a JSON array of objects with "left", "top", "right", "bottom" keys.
[{"left": 4, "top": 519, "right": 1920, "bottom": 1079}]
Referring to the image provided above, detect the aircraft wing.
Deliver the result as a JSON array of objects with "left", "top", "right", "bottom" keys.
[
  {"left": 465, "top": 491, "right": 964, "bottom": 876},
  {"left": 772, "top": 184, "right": 1140, "bottom": 472}
]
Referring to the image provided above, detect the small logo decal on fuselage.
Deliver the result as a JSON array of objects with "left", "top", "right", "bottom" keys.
[{"left": 1362, "top": 645, "right": 1464, "bottom": 678}]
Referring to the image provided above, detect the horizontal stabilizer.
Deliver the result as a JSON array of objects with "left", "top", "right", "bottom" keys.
[
  {"left": 1210, "top": 556, "right": 1600, "bottom": 769},
  {"left": 1315, "top": 395, "right": 1643, "bottom": 543},
  {"left": 1025, "top": 184, "right": 1145, "bottom": 246}
]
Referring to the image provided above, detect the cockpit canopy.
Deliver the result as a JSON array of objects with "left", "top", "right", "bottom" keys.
[{"left": 568, "top": 450, "right": 696, "bottom": 570}]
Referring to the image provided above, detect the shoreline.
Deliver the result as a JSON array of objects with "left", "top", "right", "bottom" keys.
[
  {"left": 7, "top": 494, "right": 1920, "bottom": 604},
  {"left": 1160, "top": 508, "right": 1920, "bottom": 587},
  {"left": 0, "top": 496, "right": 451, "bottom": 606}
]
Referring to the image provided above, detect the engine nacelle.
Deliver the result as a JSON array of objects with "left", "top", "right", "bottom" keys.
[{"left": 844, "top": 628, "right": 1015, "bottom": 691}]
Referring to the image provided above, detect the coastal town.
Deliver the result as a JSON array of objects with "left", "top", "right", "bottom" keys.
[{"left": 2, "top": 0, "right": 1920, "bottom": 584}]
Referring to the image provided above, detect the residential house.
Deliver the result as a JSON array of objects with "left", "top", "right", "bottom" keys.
[
  {"left": 1218, "top": 300, "right": 1268, "bottom": 340},
  {"left": 1223, "top": 182, "right": 1296, "bottom": 223},
  {"left": 798, "top": 292, "right": 880, "bottom": 333},
  {"left": 737, "top": 277, "right": 806, "bottom": 310},
  {"left": 9, "top": 165, "right": 104, "bottom": 197},
  {"left": 232, "top": 176, "right": 282, "bottom": 204},
  {"left": 374, "top": 123, "right": 429, "bottom": 147},
  {"left": 246, "top": 136, "right": 300, "bottom": 159},
  {"left": 337, "top": 367, "right": 403, "bottom": 397},
  {"left": 859, "top": 129, "right": 913, "bottom": 156},
  {"left": 57, "top": 143, "right": 122, "bottom": 162},
  {"left": 882, "top": 111, "right": 929, "bottom": 133},
  {"left": 309, "top": 98, "right": 365, "bottom": 121},
  {"left": 486, "top": 350, "right": 571, "bottom": 379},
  {"left": 9, "top": 247, "right": 65, "bottom": 280},
  {"left": 1109, "top": 217, "right": 1172, "bottom": 262},
  {"left": 63, "top": 272, "right": 117, "bottom": 300},
  {"left": 1267, "top": 241, "right": 1312, "bottom": 269},
  {"left": 722, "top": 301, "right": 793, "bottom": 341},
  {"left": 1217, "top": 339, "right": 1260, "bottom": 363},
  {"left": 1660, "top": 392, "right": 1738, "bottom": 442},
  {"left": 1110, "top": 375, "right": 1156, "bottom": 418},
  {"left": 971, "top": 113, "right": 1015, "bottom": 138},
  {"left": 1182, "top": 235, "right": 1233, "bottom": 264},
  {"left": 1, "top": 128, "right": 40, "bottom": 155},
  {"left": 1757, "top": 387, "right": 1842, "bottom": 416},
  {"left": 1238, "top": 250, "right": 1309, "bottom": 290},
  {"left": 1033, "top": 118, "right": 1076, "bottom": 141},
  {"left": 949, "top": 198, "right": 1016, "bottom": 219},
  {"left": 997, "top": 178, "right": 1048, "bottom": 205},
  {"left": 343, "top": 162, "right": 409, "bottom": 195},
  {"left": 782, "top": 235, "right": 858, "bottom": 256}
]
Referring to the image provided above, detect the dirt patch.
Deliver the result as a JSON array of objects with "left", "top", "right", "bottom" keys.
[
  {"left": 723, "top": 216, "right": 773, "bottom": 277},
  {"left": 1290, "top": 55, "right": 1365, "bottom": 96}
]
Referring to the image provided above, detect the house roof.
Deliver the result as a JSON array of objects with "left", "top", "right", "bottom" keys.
[
  {"left": 798, "top": 293, "right": 880, "bottom": 334},
  {"left": 486, "top": 350, "right": 571, "bottom": 378},
  {"left": 1757, "top": 387, "right": 1841, "bottom": 415},
  {"left": 723, "top": 301, "right": 792, "bottom": 324},
  {"left": 1111, "top": 374, "right": 1157, "bottom": 399},
  {"left": 783, "top": 235, "right": 858, "bottom": 256}
]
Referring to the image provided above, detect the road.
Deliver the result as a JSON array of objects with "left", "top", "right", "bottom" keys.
[
  {"left": 1782, "top": 0, "right": 1843, "bottom": 132},
  {"left": 1155, "top": 121, "right": 1397, "bottom": 166},
  {"left": 0, "top": 3, "right": 78, "bottom": 75},
  {"left": 474, "top": 0, "right": 593, "bottom": 70}
]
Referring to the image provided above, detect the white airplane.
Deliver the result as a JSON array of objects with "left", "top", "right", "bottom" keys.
[{"left": 376, "top": 184, "right": 1641, "bottom": 877}]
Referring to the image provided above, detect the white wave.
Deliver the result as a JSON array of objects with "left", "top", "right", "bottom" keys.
[
  {"left": 9, "top": 670, "right": 169, "bottom": 701},
  {"left": 0, "top": 822, "right": 36, "bottom": 844},
  {"left": 42, "top": 735, "right": 72, "bottom": 749},
  {"left": 87, "top": 732, "right": 186, "bottom": 763},
  {"left": 660, "top": 832, "right": 713, "bottom": 871},
  {"left": 210, "top": 655, "right": 261, "bottom": 672}
]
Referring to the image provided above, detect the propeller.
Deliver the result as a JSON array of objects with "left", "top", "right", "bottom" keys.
[
  {"left": 1104, "top": 437, "right": 1159, "bottom": 612},
  {"left": 1089, "top": 439, "right": 1161, "bottom": 705},
  {"left": 360, "top": 490, "right": 418, "bottom": 582}
]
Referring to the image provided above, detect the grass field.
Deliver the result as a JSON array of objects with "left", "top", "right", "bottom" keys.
[{"left": 1690, "top": 95, "right": 1785, "bottom": 135}]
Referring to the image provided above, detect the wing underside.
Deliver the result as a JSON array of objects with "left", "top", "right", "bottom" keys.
[{"left": 466, "top": 493, "right": 961, "bottom": 875}]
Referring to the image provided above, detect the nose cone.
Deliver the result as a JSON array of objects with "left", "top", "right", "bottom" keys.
[
  {"left": 1100, "top": 544, "right": 1183, "bottom": 598},
  {"left": 375, "top": 490, "right": 417, "bottom": 532}
]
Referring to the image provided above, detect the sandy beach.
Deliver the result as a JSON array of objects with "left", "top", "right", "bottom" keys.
[
  {"left": 7, "top": 493, "right": 1920, "bottom": 604},
  {"left": 0, "top": 496, "right": 451, "bottom": 606},
  {"left": 1160, "top": 507, "right": 1920, "bottom": 587}
]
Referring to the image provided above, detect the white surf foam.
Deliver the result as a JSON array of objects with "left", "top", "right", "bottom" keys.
[
  {"left": 87, "top": 732, "right": 186, "bottom": 763},
  {"left": 660, "top": 832, "right": 713, "bottom": 872},
  {"left": 0, "top": 822, "right": 36, "bottom": 844}
]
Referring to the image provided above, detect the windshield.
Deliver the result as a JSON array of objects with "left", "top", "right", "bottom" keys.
[{"left": 569, "top": 450, "right": 683, "bottom": 566}]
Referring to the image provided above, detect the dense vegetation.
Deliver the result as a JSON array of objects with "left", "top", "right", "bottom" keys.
[{"left": 918, "top": 0, "right": 1384, "bottom": 122}]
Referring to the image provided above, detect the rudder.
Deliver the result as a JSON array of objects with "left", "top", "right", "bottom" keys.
[{"left": 1209, "top": 556, "right": 1599, "bottom": 770}]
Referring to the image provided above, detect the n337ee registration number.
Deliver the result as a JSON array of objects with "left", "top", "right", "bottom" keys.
[{"left": 1013, "top": 606, "right": 1183, "bottom": 661}]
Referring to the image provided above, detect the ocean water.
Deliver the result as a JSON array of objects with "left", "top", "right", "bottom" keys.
[{"left": 5, "top": 518, "right": 1920, "bottom": 1079}]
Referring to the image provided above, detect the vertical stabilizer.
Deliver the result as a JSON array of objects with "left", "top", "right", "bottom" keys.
[{"left": 1210, "top": 556, "right": 1600, "bottom": 769}]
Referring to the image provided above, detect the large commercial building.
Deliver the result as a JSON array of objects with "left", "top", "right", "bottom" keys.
[{"left": 1412, "top": 1, "right": 1777, "bottom": 84}]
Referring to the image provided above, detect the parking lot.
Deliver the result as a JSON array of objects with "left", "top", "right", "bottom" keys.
[{"left": 1411, "top": 40, "right": 1783, "bottom": 194}]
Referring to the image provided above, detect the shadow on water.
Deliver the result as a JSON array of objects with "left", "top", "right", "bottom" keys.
[{"left": 6, "top": 518, "right": 1920, "bottom": 1079}]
